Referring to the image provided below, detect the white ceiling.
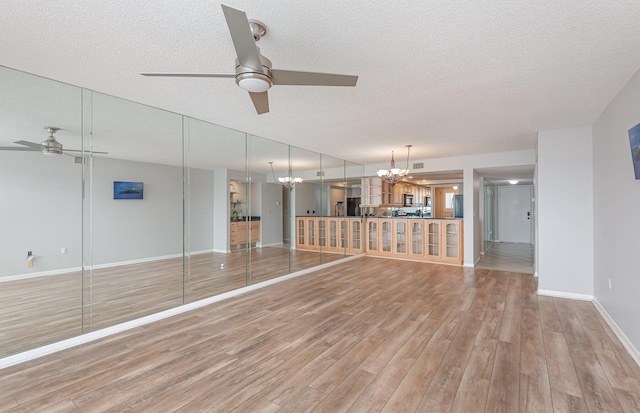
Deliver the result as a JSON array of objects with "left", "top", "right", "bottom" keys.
[{"left": 2, "top": 0, "right": 640, "bottom": 172}]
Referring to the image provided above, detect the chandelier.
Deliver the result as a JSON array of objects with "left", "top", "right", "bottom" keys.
[
  {"left": 377, "top": 144, "right": 412, "bottom": 186},
  {"left": 269, "top": 162, "right": 303, "bottom": 191}
]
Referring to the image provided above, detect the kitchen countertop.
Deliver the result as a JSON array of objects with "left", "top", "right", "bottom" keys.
[{"left": 230, "top": 216, "right": 260, "bottom": 222}]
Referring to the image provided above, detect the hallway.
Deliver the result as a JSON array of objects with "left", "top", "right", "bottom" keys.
[{"left": 476, "top": 242, "right": 534, "bottom": 274}]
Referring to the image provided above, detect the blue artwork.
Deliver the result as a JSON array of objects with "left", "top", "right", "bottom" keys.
[
  {"left": 114, "top": 181, "right": 144, "bottom": 199},
  {"left": 629, "top": 123, "right": 640, "bottom": 180}
]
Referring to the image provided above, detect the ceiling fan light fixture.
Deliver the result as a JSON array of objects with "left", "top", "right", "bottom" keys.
[
  {"left": 41, "top": 127, "right": 63, "bottom": 155},
  {"left": 236, "top": 72, "right": 272, "bottom": 93}
]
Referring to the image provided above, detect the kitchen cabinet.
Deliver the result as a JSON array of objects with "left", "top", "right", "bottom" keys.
[
  {"left": 348, "top": 219, "right": 363, "bottom": 254},
  {"left": 364, "top": 218, "right": 463, "bottom": 265},
  {"left": 360, "top": 178, "right": 430, "bottom": 208},
  {"left": 394, "top": 220, "right": 408, "bottom": 255},
  {"left": 296, "top": 217, "right": 363, "bottom": 254},
  {"left": 367, "top": 219, "right": 378, "bottom": 253},
  {"left": 296, "top": 217, "right": 318, "bottom": 250},
  {"left": 409, "top": 220, "right": 424, "bottom": 258},
  {"left": 379, "top": 218, "right": 394, "bottom": 256},
  {"left": 426, "top": 220, "right": 462, "bottom": 263},
  {"left": 230, "top": 220, "right": 260, "bottom": 248}
]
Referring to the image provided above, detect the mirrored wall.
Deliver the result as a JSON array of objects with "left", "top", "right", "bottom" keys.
[{"left": 0, "top": 65, "right": 364, "bottom": 358}]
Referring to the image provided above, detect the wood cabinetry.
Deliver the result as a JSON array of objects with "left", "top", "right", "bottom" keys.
[
  {"left": 365, "top": 218, "right": 463, "bottom": 265},
  {"left": 409, "top": 220, "right": 425, "bottom": 258},
  {"left": 230, "top": 220, "right": 260, "bottom": 248},
  {"left": 296, "top": 217, "right": 363, "bottom": 254},
  {"left": 425, "top": 220, "right": 462, "bottom": 263},
  {"left": 361, "top": 178, "right": 428, "bottom": 207},
  {"left": 348, "top": 219, "right": 363, "bottom": 254}
]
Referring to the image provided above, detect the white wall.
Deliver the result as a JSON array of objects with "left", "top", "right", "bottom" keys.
[
  {"left": 260, "top": 183, "right": 283, "bottom": 246},
  {"left": 295, "top": 183, "right": 319, "bottom": 216},
  {"left": 593, "top": 68, "right": 640, "bottom": 353},
  {"left": 91, "top": 157, "right": 188, "bottom": 264},
  {"left": 188, "top": 168, "right": 214, "bottom": 252},
  {"left": 213, "top": 169, "right": 229, "bottom": 253},
  {"left": 0, "top": 152, "right": 82, "bottom": 277},
  {"left": 0, "top": 155, "right": 219, "bottom": 277},
  {"left": 537, "top": 126, "right": 594, "bottom": 297},
  {"left": 473, "top": 170, "right": 480, "bottom": 263}
]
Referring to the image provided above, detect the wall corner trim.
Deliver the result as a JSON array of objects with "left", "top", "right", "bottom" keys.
[{"left": 592, "top": 299, "right": 640, "bottom": 369}]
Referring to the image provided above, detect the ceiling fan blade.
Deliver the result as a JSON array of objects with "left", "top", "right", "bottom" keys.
[
  {"left": 249, "top": 91, "right": 269, "bottom": 114},
  {"left": 62, "top": 149, "right": 109, "bottom": 154},
  {"left": 140, "top": 73, "right": 235, "bottom": 78},
  {"left": 14, "top": 140, "right": 43, "bottom": 149},
  {"left": 221, "top": 4, "right": 263, "bottom": 72},
  {"left": 0, "top": 146, "right": 38, "bottom": 151},
  {"left": 271, "top": 70, "right": 358, "bottom": 87}
]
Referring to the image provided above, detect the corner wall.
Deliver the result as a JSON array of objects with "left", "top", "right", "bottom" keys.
[
  {"left": 537, "top": 126, "right": 594, "bottom": 298},
  {"left": 593, "top": 68, "right": 640, "bottom": 354}
]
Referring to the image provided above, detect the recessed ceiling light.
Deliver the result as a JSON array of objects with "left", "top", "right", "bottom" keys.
[
  {"left": 453, "top": 185, "right": 458, "bottom": 190},
  {"left": 509, "top": 180, "right": 519, "bottom": 185}
]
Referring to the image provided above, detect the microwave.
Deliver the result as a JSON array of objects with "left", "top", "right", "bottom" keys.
[{"left": 403, "top": 193, "right": 414, "bottom": 207}]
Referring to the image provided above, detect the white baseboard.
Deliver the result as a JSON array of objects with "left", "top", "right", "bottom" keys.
[
  {"left": 261, "top": 242, "right": 284, "bottom": 248},
  {"left": 0, "top": 266, "right": 83, "bottom": 283},
  {"left": 592, "top": 299, "right": 640, "bottom": 369},
  {"left": 537, "top": 289, "right": 593, "bottom": 301},
  {"left": 91, "top": 253, "right": 184, "bottom": 269},
  {"left": 1, "top": 251, "right": 216, "bottom": 283},
  {"left": 0, "top": 254, "right": 364, "bottom": 371}
]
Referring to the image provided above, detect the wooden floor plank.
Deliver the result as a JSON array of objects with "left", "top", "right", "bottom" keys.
[{"left": 485, "top": 340, "right": 520, "bottom": 413}]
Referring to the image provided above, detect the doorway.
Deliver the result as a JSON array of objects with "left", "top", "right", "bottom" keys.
[
  {"left": 498, "top": 185, "right": 533, "bottom": 243},
  {"left": 434, "top": 186, "right": 458, "bottom": 218}
]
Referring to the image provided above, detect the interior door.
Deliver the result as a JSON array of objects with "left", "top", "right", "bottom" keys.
[{"left": 498, "top": 185, "right": 532, "bottom": 243}]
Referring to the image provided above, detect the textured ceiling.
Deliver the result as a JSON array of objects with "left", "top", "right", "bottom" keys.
[{"left": 2, "top": 0, "right": 640, "bottom": 168}]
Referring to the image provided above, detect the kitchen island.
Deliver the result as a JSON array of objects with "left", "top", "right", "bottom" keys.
[{"left": 295, "top": 216, "right": 463, "bottom": 265}]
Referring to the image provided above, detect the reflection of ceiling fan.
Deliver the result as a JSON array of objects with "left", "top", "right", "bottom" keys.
[
  {"left": 0, "top": 126, "right": 107, "bottom": 156},
  {"left": 141, "top": 4, "right": 358, "bottom": 114}
]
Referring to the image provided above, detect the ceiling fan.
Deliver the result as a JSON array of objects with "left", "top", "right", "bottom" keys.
[
  {"left": 141, "top": 4, "right": 358, "bottom": 114},
  {"left": 0, "top": 126, "right": 107, "bottom": 156}
]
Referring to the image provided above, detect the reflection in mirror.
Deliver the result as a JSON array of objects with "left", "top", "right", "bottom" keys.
[
  {"left": 83, "top": 91, "right": 184, "bottom": 332},
  {"left": 0, "top": 66, "right": 84, "bottom": 357},
  {"left": 0, "top": 65, "right": 365, "bottom": 360},
  {"left": 184, "top": 117, "right": 248, "bottom": 301},
  {"left": 289, "top": 146, "right": 324, "bottom": 272},
  {"left": 247, "top": 135, "right": 291, "bottom": 284}
]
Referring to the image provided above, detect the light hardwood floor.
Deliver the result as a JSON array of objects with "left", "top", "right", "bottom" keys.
[{"left": 1, "top": 257, "right": 640, "bottom": 412}]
